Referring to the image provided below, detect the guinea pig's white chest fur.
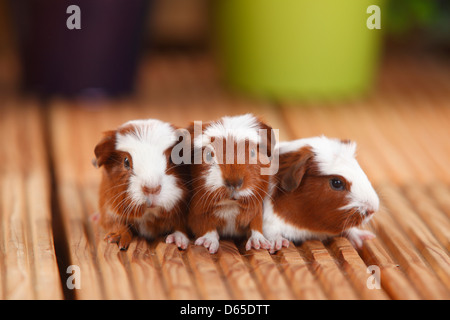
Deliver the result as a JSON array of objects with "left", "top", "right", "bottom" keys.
[
  {"left": 132, "top": 207, "right": 163, "bottom": 239},
  {"left": 214, "top": 200, "right": 241, "bottom": 236}
]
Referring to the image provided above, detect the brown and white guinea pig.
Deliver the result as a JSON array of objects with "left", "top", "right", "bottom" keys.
[
  {"left": 263, "top": 136, "right": 379, "bottom": 253},
  {"left": 187, "top": 114, "right": 276, "bottom": 254},
  {"left": 93, "top": 119, "right": 190, "bottom": 251}
]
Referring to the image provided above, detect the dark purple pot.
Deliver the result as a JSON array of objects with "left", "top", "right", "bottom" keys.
[{"left": 11, "top": 0, "right": 150, "bottom": 97}]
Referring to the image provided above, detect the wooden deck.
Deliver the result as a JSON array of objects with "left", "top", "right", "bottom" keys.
[{"left": 0, "top": 51, "right": 449, "bottom": 300}]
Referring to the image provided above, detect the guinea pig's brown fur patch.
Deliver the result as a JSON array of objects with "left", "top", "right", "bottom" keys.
[{"left": 273, "top": 147, "right": 364, "bottom": 235}]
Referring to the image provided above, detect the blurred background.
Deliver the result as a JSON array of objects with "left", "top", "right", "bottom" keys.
[{"left": 0, "top": 0, "right": 449, "bottom": 101}]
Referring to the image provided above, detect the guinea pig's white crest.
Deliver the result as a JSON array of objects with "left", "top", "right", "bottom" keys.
[
  {"left": 194, "top": 113, "right": 261, "bottom": 149},
  {"left": 115, "top": 119, "right": 183, "bottom": 211},
  {"left": 279, "top": 136, "right": 379, "bottom": 217}
]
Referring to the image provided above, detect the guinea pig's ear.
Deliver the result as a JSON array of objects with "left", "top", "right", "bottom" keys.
[
  {"left": 257, "top": 120, "right": 277, "bottom": 158},
  {"left": 94, "top": 130, "right": 117, "bottom": 168},
  {"left": 279, "top": 146, "right": 314, "bottom": 192}
]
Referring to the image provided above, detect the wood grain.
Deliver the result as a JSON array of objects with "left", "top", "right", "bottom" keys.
[
  {"left": 242, "top": 247, "right": 295, "bottom": 300},
  {"left": 0, "top": 103, "right": 63, "bottom": 299},
  {"left": 370, "top": 197, "right": 449, "bottom": 299},
  {"left": 184, "top": 244, "right": 231, "bottom": 299},
  {"left": 273, "top": 243, "right": 326, "bottom": 299},
  {"left": 328, "top": 237, "right": 388, "bottom": 300},
  {"left": 155, "top": 242, "right": 199, "bottom": 300},
  {"left": 300, "top": 240, "right": 358, "bottom": 299},
  {"left": 216, "top": 241, "right": 262, "bottom": 299},
  {"left": 381, "top": 184, "right": 450, "bottom": 289},
  {"left": 360, "top": 237, "right": 421, "bottom": 299}
]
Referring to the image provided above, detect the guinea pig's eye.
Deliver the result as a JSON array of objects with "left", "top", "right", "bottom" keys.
[
  {"left": 330, "top": 178, "right": 345, "bottom": 191},
  {"left": 124, "top": 157, "right": 131, "bottom": 170},
  {"left": 250, "top": 148, "right": 256, "bottom": 158},
  {"left": 205, "top": 149, "right": 214, "bottom": 163}
]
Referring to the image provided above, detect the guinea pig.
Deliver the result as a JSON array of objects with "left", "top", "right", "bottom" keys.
[
  {"left": 93, "top": 119, "right": 190, "bottom": 250},
  {"left": 187, "top": 113, "right": 277, "bottom": 254},
  {"left": 263, "top": 136, "right": 379, "bottom": 253}
]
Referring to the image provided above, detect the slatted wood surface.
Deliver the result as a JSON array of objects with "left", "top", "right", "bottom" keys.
[{"left": 1, "top": 51, "right": 449, "bottom": 299}]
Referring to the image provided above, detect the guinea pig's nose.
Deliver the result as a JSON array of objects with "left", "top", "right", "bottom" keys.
[
  {"left": 225, "top": 178, "right": 244, "bottom": 191},
  {"left": 142, "top": 184, "right": 162, "bottom": 196}
]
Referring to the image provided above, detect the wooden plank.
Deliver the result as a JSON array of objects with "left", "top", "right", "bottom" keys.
[
  {"left": 1, "top": 106, "right": 33, "bottom": 299},
  {"left": 184, "top": 245, "right": 231, "bottom": 299},
  {"left": 155, "top": 242, "right": 199, "bottom": 300},
  {"left": 216, "top": 240, "right": 262, "bottom": 300},
  {"left": 370, "top": 194, "right": 449, "bottom": 299},
  {"left": 300, "top": 240, "right": 358, "bottom": 299},
  {"left": 382, "top": 55, "right": 450, "bottom": 174},
  {"left": 377, "top": 96, "right": 449, "bottom": 184},
  {"left": 57, "top": 184, "right": 104, "bottom": 299},
  {"left": 328, "top": 237, "right": 388, "bottom": 300},
  {"left": 0, "top": 103, "right": 63, "bottom": 299},
  {"left": 82, "top": 188, "right": 136, "bottom": 300},
  {"left": 128, "top": 238, "right": 168, "bottom": 300},
  {"left": 1, "top": 174, "right": 33, "bottom": 299},
  {"left": 403, "top": 185, "right": 450, "bottom": 251},
  {"left": 429, "top": 183, "right": 450, "bottom": 220},
  {"left": 360, "top": 237, "right": 421, "bottom": 299},
  {"left": 273, "top": 243, "right": 326, "bottom": 299},
  {"left": 382, "top": 184, "right": 450, "bottom": 289},
  {"left": 49, "top": 103, "right": 105, "bottom": 299},
  {"left": 242, "top": 247, "right": 295, "bottom": 300},
  {"left": 25, "top": 104, "right": 64, "bottom": 300},
  {"left": 94, "top": 235, "right": 136, "bottom": 300}
]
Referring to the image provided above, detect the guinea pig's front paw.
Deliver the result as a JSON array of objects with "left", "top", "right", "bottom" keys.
[
  {"left": 105, "top": 228, "right": 133, "bottom": 251},
  {"left": 165, "top": 231, "right": 190, "bottom": 250},
  {"left": 268, "top": 235, "right": 290, "bottom": 254},
  {"left": 245, "top": 231, "right": 271, "bottom": 251},
  {"left": 194, "top": 231, "right": 220, "bottom": 254},
  {"left": 345, "top": 227, "right": 376, "bottom": 249}
]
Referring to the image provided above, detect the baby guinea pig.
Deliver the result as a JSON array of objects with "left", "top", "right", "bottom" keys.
[
  {"left": 94, "top": 119, "right": 190, "bottom": 250},
  {"left": 187, "top": 114, "right": 276, "bottom": 254},
  {"left": 263, "top": 136, "right": 379, "bottom": 253}
]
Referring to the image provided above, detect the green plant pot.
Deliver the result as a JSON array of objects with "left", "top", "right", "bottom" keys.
[{"left": 214, "top": 0, "right": 385, "bottom": 101}]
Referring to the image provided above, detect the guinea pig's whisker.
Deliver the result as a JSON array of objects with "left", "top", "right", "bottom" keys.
[
  {"left": 204, "top": 190, "right": 220, "bottom": 213},
  {"left": 252, "top": 184, "right": 272, "bottom": 201},
  {"left": 107, "top": 189, "right": 131, "bottom": 206},
  {"left": 195, "top": 189, "right": 213, "bottom": 213},
  {"left": 341, "top": 208, "right": 360, "bottom": 232},
  {"left": 190, "top": 185, "right": 209, "bottom": 202},
  {"left": 207, "top": 192, "right": 219, "bottom": 212},
  {"left": 189, "top": 175, "right": 208, "bottom": 185},
  {"left": 270, "top": 182, "right": 288, "bottom": 196},
  {"left": 164, "top": 164, "right": 184, "bottom": 173},
  {"left": 99, "top": 182, "right": 131, "bottom": 198},
  {"left": 122, "top": 200, "right": 139, "bottom": 226},
  {"left": 106, "top": 197, "right": 130, "bottom": 221},
  {"left": 124, "top": 201, "right": 137, "bottom": 226},
  {"left": 108, "top": 190, "right": 132, "bottom": 210},
  {"left": 112, "top": 194, "right": 138, "bottom": 226}
]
